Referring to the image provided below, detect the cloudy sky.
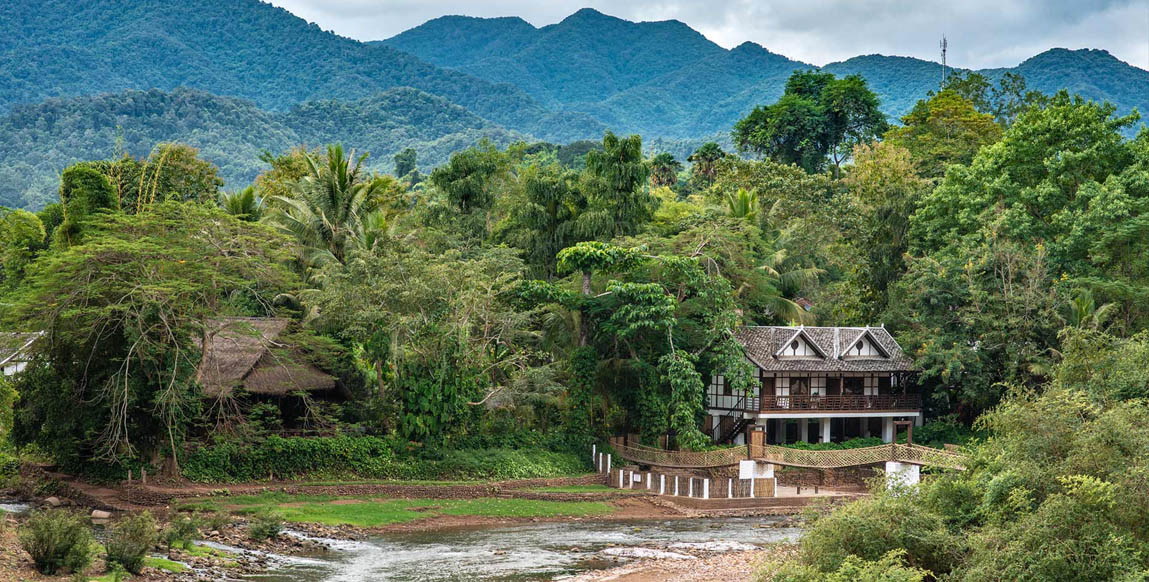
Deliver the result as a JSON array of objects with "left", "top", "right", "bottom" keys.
[{"left": 268, "top": 0, "right": 1149, "bottom": 70}]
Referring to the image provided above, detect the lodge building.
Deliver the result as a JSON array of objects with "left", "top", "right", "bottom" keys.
[{"left": 706, "top": 325, "right": 920, "bottom": 445}]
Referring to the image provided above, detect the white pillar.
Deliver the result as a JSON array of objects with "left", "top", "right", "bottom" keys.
[
  {"left": 660, "top": 474, "right": 666, "bottom": 495},
  {"left": 674, "top": 476, "right": 679, "bottom": 496},
  {"left": 618, "top": 469, "right": 624, "bottom": 489},
  {"left": 882, "top": 417, "right": 895, "bottom": 443},
  {"left": 606, "top": 454, "right": 611, "bottom": 474},
  {"left": 774, "top": 418, "right": 787, "bottom": 444},
  {"left": 647, "top": 472, "right": 652, "bottom": 490},
  {"left": 688, "top": 478, "right": 694, "bottom": 497},
  {"left": 863, "top": 420, "right": 871, "bottom": 438},
  {"left": 799, "top": 419, "right": 809, "bottom": 443},
  {"left": 915, "top": 414, "right": 924, "bottom": 427},
  {"left": 703, "top": 479, "right": 710, "bottom": 499},
  {"left": 597, "top": 453, "right": 602, "bottom": 472},
  {"left": 885, "top": 461, "right": 920, "bottom": 488},
  {"left": 749, "top": 478, "right": 755, "bottom": 498},
  {"left": 728, "top": 478, "right": 733, "bottom": 499},
  {"left": 592, "top": 444, "right": 596, "bottom": 466},
  {"left": 820, "top": 418, "right": 832, "bottom": 443}
]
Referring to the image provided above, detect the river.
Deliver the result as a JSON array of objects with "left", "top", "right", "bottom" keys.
[{"left": 243, "top": 517, "right": 801, "bottom": 582}]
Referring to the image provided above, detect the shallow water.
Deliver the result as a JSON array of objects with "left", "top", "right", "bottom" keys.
[
  {"left": 0, "top": 500, "right": 32, "bottom": 514},
  {"left": 247, "top": 517, "right": 801, "bottom": 582}
]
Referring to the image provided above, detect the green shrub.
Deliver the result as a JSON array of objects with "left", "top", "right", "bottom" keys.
[
  {"left": 798, "top": 487, "right": 962, "bottom": 575},
  {"left": 162, "top": 514, "right": 200, "bottom": 549},
  {"left": 105, "top": 511, "right": 158, "bottom": 575},
  {"left": 17, "top": 509, "right": 96, "bottom": 575},
  {"left": 197, "top": 510, "right": 231, "bottom": 532},
  {"left": 761, "top": 550, "right": 928, "bottom": 582},
  {"left": 785, "top": 437, "right": 884, "bottom": 451},
  {"left": 183, "top": 435, "right": 588, "bottom": 482},
  {"left": 248, "top": 510, "right": 283, "bottom": 540}
]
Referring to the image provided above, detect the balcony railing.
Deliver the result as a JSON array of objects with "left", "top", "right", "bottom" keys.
[{"left": 757, "top": 394, "right": 921, "bottom": 412}]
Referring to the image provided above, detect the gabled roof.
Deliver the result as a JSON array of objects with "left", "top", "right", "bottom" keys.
[
  {"left": 773, "top": 327, "right": 827, "bottom": 358},
  {"left": 196, "top": 317, "right": 338, "bottom": 398},
  {"left": 0, "top": 332, "right": 44, "bottom": 367},
  {"left": 736, "top": 326, "right": 914, "bottom": 373},
  {"left": 838, "top": 328, "right": 890, "bottom": 358}
]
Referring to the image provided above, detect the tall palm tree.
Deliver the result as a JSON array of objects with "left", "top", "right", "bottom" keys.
[
  {"left": 263, "top": 144, "right": 391, "bottom": 266},
  {"left": 217, "top": 186, "right": 264, "bottom": 222},
  {"left": 649, "top": 152, "right": 682, "bottom": 188},
  {"left": 687, "top": 142, "right": 726, "bottom": 187}
]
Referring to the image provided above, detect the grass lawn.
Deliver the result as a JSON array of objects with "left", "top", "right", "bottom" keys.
[{"left": 177, "top": 492, "right": 616, "bottom": 527}]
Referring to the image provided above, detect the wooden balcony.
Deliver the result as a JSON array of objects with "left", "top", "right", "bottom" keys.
[{"left": 751, "top": 394, "right": 921, "bottom": 413}]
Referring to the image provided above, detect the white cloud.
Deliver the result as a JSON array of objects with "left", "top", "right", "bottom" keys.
[{"left": 266, "top": 0, "right": 1149, "bottom": 70}]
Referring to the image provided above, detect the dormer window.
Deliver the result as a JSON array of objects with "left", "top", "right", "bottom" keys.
[
  {"left": 776, "top": 329, "right": 825, "bottom": 359},
  {"left": 840, "top": 330, "right": 890, "bottom": 359}
]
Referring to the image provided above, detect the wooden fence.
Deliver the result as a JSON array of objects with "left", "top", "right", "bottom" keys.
[{"left": 608, "top": 438, "right": 966, "bottom": 471}]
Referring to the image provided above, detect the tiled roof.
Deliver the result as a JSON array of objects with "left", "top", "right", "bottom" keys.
[{"left": 736, "top": 326, "right": 915, "bottom": 373}]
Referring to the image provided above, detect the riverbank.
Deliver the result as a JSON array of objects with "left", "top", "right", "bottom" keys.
[{"left": 569, "top": 545, "right": 797, "bottom": 582}]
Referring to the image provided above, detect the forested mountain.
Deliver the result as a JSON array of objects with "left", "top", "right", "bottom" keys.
[
  {"left": 0, "top": 88, "right": 525, "bottom": 210},
  {"left": 385, "top": 10, "right": 1148, "bottom": 136},
  {"left": 0, "top": 0, "right": 578, "bottom": 138}
]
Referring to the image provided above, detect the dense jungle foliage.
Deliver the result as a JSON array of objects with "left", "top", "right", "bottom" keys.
[{"left": 2, "top": 64, "right": 1149, "bottom": 578}]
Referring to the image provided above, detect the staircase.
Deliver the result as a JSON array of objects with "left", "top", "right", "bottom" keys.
[{"left": 717, "top": 416, "right": 751, "bottom": 444}]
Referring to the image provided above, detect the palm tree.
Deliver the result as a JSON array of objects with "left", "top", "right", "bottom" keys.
[
  {"left": 687, "top": 142, "right": 726, "bottom": 187},
  {"left": 217, "top": 186, "right": 264, "bottom": 222},
  {"left": 263, "top": 144, "right": 392, "bottom": 266},
  {"left": 649, "top": 153, "right": 682, "bottom": 188},
  {"left": 724, "top": 188, "right": 758, "bottom": 222}
]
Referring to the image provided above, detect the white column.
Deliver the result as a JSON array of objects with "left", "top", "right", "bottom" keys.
[
  {"left": 863, "top": 420, "right": 871, "bottom": 438},
  {"left": 774, "top": 418, "right": 787, "bottom": 444},
  {"left": 674, "top": 476, "right": 679, "bottom": 496},
  {"left": 597, "top": 453, "right": 602, "bottom": 472},
  {"left": 688, "top": 478, "right": 694, "bottom": 497},
  {"left": 660, "top": 474, "right": 666, "bottom": 495},
  {"left": 592, "top": 444, "right": 596, "bottom": 466},
  {"left": 799, "top": 419, "right": 809, "bottom": 443},
  {"left": 606, "top": 454, "right": 611, "bottom": 474},
  {"left": 749, "top": 478, "right": 755, "bottom": 498},
  {"left": 820, "top": 418, "right": 831, "bottom": 443},
  {"left": 647, "top": 472, "right": 652, "bottom": 490},
  {"left": 882, "top": 417, "right": 895, "bottom": 443},
  {"left": 703, "top": 479, "right": 710, "bottom": 499},
  {"left": 915, "top": 414, "right": 924, "bottom": 427},
  {"left": 618, "top": 469, "right": 624, "bottom": 488},
  {"left": 728, "top": 478, "right": 733, "bottom": 499}
]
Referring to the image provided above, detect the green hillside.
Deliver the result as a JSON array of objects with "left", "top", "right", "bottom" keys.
[
  {"left": 382, "top": 9, "right": 727, "bottom": 107},
  {"left": 0, "top": 0, "right": 554, "bottom": 134},
  {"left": 0, "top": 88, "right": 526, "bottom": 210}
]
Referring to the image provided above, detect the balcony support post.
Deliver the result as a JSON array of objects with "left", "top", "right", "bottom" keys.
[
  {"left": 799, "top": 418, "right": 809, "bottom": 443},
  {"left": 882, "top": 417, "right": 895, "bottom": 443},
  {"left": 820, "top": 417, "right": 832, "bottom": 443}
]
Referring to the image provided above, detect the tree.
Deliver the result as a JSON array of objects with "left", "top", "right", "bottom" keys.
[
  {"left": 687, "top": 142, "right": 726, "bottom": 188},
  {"left": 884, "top": 90, "right": 1002, "bottom": 179},
  {"left": 264, "top": 144, "right": 399, "bottom": 267},
  {"left": 649, "top": 153, "right": 682, "bottom": 189},
  {"left": 734, "top": 71, "right": 887, "bottom": 176},
  {"left": 501, "top": 164, "right": 588, "bottom": 279},
  {"left": 6, "top": 202, "right": 296, "bottom": 469},
  {"left": 580, "top": 132, "right": 654, "bottom": 238},
  {"left": 393, "top": 147, "right": 418, "bottom": 179},
  {"left": 842, "top": 143, "right": 931, "bottom": 317},
  {"left": 217, "top": 186, "right": 264, "bottom": 222},
  {"left": 429, "top": 142, "right": 508, "bottom": 214},
  {"left": 0, "top": 208, "right": 46, "bottom": 288}
]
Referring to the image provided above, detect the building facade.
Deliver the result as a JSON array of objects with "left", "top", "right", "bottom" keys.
[{"left": 706, "top": 326, "right": 919, "bottom": 445}]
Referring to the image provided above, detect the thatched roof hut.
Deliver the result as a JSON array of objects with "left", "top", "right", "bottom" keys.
[{"left": 197, "top": 317, "right": 340, "bottom": 398}]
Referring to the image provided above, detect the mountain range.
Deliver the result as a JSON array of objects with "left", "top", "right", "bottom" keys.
[{"left": 0, "top": 0, "right": 1145, "bottom": 209}]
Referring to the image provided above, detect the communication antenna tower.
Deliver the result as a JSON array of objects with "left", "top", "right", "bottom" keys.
[{"left": 940, "top": 36, "right": 948, "bottom": 88}]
